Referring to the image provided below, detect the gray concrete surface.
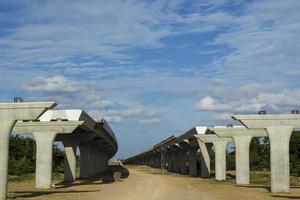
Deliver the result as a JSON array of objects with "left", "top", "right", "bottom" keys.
[
  {"left": 0, "top": 102, "right": 55, "bottom": 200},
  {"left": 195, "top": 134, "right": 232, "bottom": 181},
  {"left": 210, "top": 126, "right": 267, "bottom": 185},
  {"left": 15, "top": 120, "right": 83, "bottom": 189},
  {"left": 233, "top": 114, "right": 300, "bottom": 193}
]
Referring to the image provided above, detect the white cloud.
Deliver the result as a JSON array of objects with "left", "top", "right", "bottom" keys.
[
  {"left": 23, "top": 76, "right": 78, "bottom": 93},
  {"left": 90, "top": 99, "right": 115, "bottom": 109},
  {"left": 209, "top": 0, "right": 300, "bottom": 78},
  {"left": 0, "top": 0, "right": 208, "bottom": 68},
  {"left": 23, "top": 75, "right": 161, "bottom": 124},
  {"left": 197, "top": 96, "right": 232, "bottom": 111},
  {"left": 214, "top": 112, "right": 232, "bottom": 120},
  {"left": 102, "top": 108, "right": 159, "bottom": 123},
  {"left": 197, "top": 89, "right": 300, "bottom": 116},
  {"left": 139, "top": 118, "right": 161, "bottom": 124}
]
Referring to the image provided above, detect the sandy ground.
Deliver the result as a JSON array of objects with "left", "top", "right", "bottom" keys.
[{"left": 7, "top": 165, "right": 300, "bottom": 200}]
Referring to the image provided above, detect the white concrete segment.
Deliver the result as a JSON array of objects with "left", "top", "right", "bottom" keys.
[
  {"left": 15, "top": 109, "right": 118, "bottom": 183},
  {"left": 0, "top": 101, "right": 56, "bottom": 200},
  {"left": 195, "top": 134, "right": 232, "bottom": 181},
  {"left": 79, "top": 142, "right": 92, "bottom": 179},
  {"left": 233, "top": 114, "right": 300, "bottom": 193},
  {"left": 14, "top": 120, "right": 83, "bottom": 189},
  {"left": 188, "top": 147, "right": 198, "bottom": 176},
  {"left": 63, "top": 140, "right": 78, "bottom": 182},
  {"left": 209, "top": 126, "right": 267, "bottom": 184}
]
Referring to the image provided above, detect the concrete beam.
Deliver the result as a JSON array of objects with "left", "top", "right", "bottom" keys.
[
  {"left": 0, "top": 102, "right": 55, "bottom": 200},
  {"left": 233, "top": 114, "right": 300, "bottom": 193}
]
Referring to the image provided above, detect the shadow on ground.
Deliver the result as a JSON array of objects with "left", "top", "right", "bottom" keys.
[
  {"left": 55, "top": 165, "right": 129, "bottom": 189},
  {"left": 9, "top": 165, "right": 129, "bottom": 199},
  {"left": 9, "top": 190, "right": 100, "bottom": 199},
  {"left": 234, "top": 184, "right": 271, "bottom": 192},
  {"left": 271, "top": 195, "right": 300, "bottom": 199}
]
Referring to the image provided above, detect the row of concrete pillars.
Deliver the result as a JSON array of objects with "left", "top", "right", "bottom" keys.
[
  {"left": 127, "top": 114, "right": 300, "bottom": 193},
  {"left": 128, "top": 129, "right": 294, "bottom": 193}
]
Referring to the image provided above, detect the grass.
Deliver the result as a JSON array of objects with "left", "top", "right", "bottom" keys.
[
  {"left": 8, "top": 172, "right": 64, "bottom": 183},
  {"left": 138, "top": 166, "right": 300, "bottom": 187}
]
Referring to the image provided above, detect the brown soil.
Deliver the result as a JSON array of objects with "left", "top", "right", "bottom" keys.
[{"left": 7, "top": 165, "right": 300, "bottom": 200}]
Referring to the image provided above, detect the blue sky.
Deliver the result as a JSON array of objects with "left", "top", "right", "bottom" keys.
[{"left": 1, "top": 0, "right": 300, "bottom": 158}]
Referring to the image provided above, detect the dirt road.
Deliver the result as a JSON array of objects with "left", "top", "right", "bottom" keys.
[{"left": 8, "top": 166, "right": 300, "bottom": 200}]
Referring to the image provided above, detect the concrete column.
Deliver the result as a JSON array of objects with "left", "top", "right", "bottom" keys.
[
  {"left": 166, "top": 151, "right": 172, "bottom": 171},
  {"left": 160, "top": 149, "right": 166, "bottom": 172},
  {"left": 63, "top": 140, "right": 77, "bottom": 182},
  {"left": 97, "top": 151, "right": 108, "bottom": 174},
  {"left": 213, "top": 140, "right": 229, "bottom": 181},
  {"left": 233, "top": 135, "right": 252, "bottom": 185},
  {"left": 79, "top": 142, "right": 91, "bottom": 179},
  {"left": 199, "top": 142, "right": 211, "bottom": 178},
  {"left": 179, "top": 149, "right": 188, "bottom": 174},
  {"left": 172, "top": 151, "right": 180, "bottom": 172},
  {"left": 33, "top": 131, "right": 57, "bottom": 189},
  {"left": 0, "top": 120, "right": 16, "bottom": 200},
  {"left": 188, "top": 147, "right": 198, "bottom": 176},
  {"left": 155, "top": 156, "right": 158, "bottom": 168},
  {"left": 94, "top": 148, "right": 102, "bottom": 174},
  {"left": 89, "top": 146, "right": 98, "bottom": 176},
  {"left": 267, "top": 126, "right": 293, "bottom": 193}
]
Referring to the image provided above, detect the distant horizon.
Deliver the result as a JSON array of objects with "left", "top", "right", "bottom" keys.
[{"left": 1, "top": 0, "right": 300, "bottom": 158}]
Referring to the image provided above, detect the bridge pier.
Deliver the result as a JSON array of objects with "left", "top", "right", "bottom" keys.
[
  {"left": 233, "top": 114, "right": 300, "bottom": 193},
  {"left": 63, "top": 140, "right": 78, "bottom": 182},
  {"left": 33, "top": 132, "right": 58, "bottom": 189}
]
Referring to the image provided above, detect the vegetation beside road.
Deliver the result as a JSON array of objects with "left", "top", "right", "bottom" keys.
[
  {"left": 7, "top": 131, "right": 300, "bottom": 185},
  {"left": 8, "top": 135, "right": 64, "bottom": 176}
]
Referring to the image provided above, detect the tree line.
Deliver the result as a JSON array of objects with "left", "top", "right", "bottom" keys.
[
  {"left": 8, "top": 135, "right": 64, "bottom": 176},
  {"left": 8, "top": 131, "right": 300, "bottom": 176}
]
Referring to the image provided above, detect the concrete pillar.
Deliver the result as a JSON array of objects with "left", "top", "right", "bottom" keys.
[
  {"left": 172, "top": 151, "right": 180, "bottom": 172},
  {"left": 188, "top": 147, "right": 198, "bottom": 176},
  {"left": 97, "top": 151, "right": 108, "bottom": 174},
  {"left": 160, "top": 149, "right": 166, "bottom": 172},
  {"left": 233, "top": 135, "right": 252, "bottom": 185},
  {"left": 94, "top": 148, "right": 102, "bottom": 174},
  {"left": 89, "top": 146, "right": 98, "bottom": 176},
  {"left": 79, "top": 142, "right": 91, "bottom": 179},
  {"left": 33, "top": 132, "right": 57, "bottom": 189},
  {"left": 0, "top": 121, "right": 16, "bottom": 200},
  {"left": 167, "top": 152, "right": 171, "bottom": 171},
  {"left": 155, "top": 155, "right": 159, "bottom": 168},
  {"left": 179, "top": 149, "right": 188, "bottom": 174},
  {"left": 267, "top": 126, "right": 293, "bottom": 193},
  {"left": 199, "top": 142, "right": 211, "bottom": 178},
  {"left": 63, "top": 140, "right": 77, "bottom": 182},
  {"left": 213, "top": 140, "right": 229, "bottom": 181}
]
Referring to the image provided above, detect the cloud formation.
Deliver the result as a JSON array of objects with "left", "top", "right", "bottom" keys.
[{"left": 1, "top": 0, "right": 300, "bottom": 157}]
